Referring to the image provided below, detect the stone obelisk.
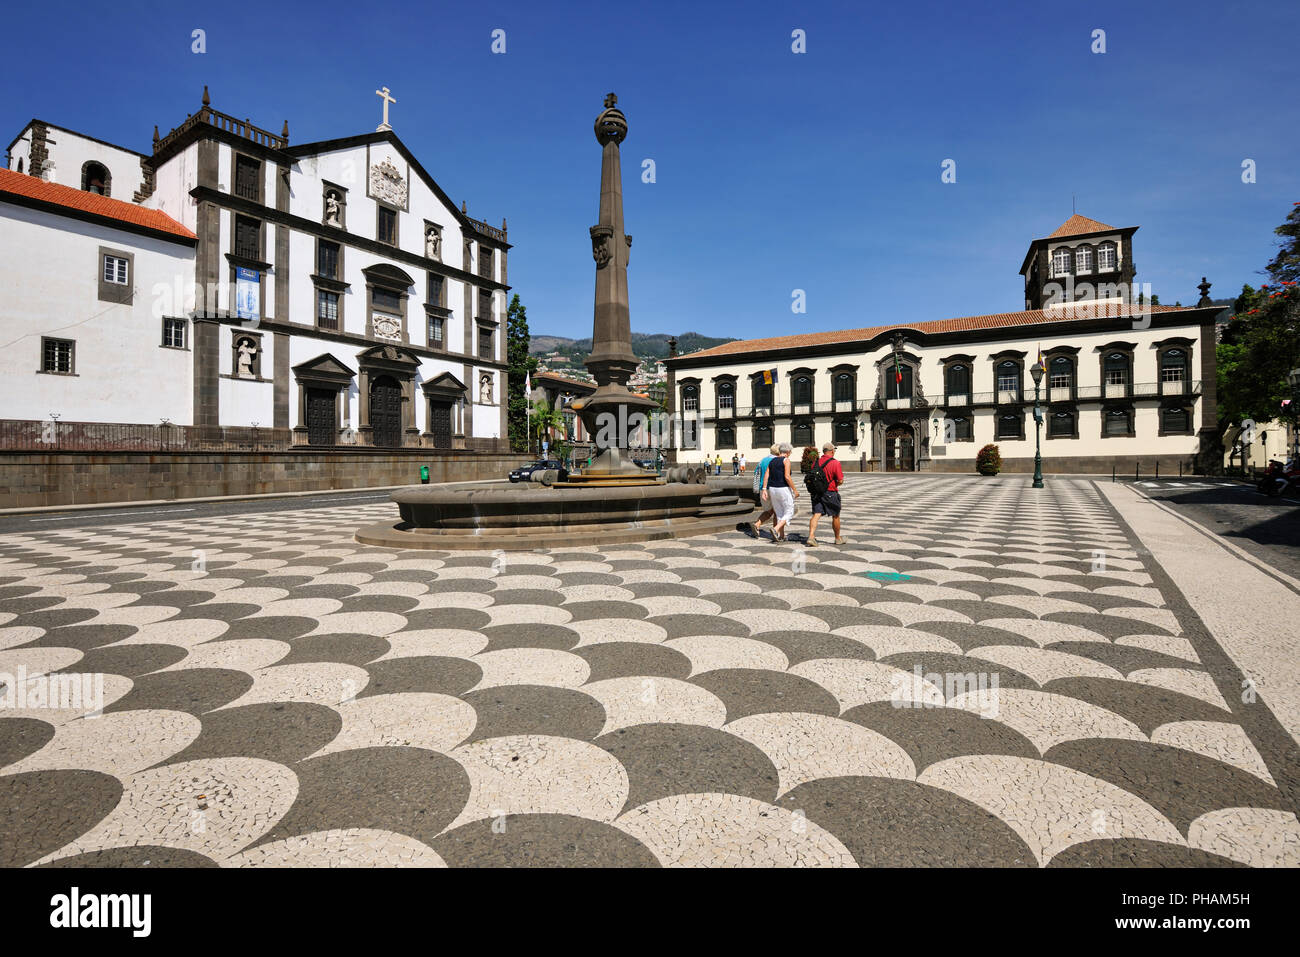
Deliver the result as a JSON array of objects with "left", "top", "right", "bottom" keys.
[{"left": 571, "top": 93, "right": 661, "bottom": 483}]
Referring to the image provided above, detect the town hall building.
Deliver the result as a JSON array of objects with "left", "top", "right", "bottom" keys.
[
  {"left": 666, "top": 215, "right": 1222, "bottom": 473},
  {"left": 1, "top": 86, "right": 511, "bottom": 451}
]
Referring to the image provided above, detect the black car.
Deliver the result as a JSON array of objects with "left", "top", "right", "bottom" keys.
[{"left": 509, "top": 459, "right": 569, "bottom": 483}]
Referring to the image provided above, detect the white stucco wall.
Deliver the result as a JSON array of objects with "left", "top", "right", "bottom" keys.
[
  {"left": 0, "top": 201, "right": 195, "bottom": 424},
  {"left": 145, "top": 141, "right": 199, "bottom": 233},
  {"left": 8, "top": 125, "right": 145, "bottom": 200}
]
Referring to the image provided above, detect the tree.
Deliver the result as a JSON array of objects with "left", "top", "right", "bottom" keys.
[
  {"left": 530, "top": 400, "right": 563, "bottom": 453},
  {"left": 1266, "top": 203, "right": 1300, "bottom": 284},
  {"left": 1216, "top": 280, "right": 1300, "bottom": 430},
  {"left": 506, "top": 294, "right": 538, "bottom": 452}
]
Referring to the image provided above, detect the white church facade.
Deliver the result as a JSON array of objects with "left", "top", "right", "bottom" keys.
[
  {"left": 1, "top": 86, "right": 511, "bottom": 451},
  {"left": 667, "top": 216, "right": 1223, "bottom": 473}
]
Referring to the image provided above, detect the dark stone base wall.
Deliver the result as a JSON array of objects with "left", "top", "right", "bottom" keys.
[
  {"left": 0, "top": 451, "right": 531, "bottom": 510},
  {"left": 837, "top": 454, "right": 1199, "bottom": 475},
  {"left": 923, "top": 454, "right": 1196, "bottom": 475}
]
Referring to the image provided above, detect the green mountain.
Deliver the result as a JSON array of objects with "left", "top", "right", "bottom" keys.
[{"left": 529, "top": 331, "right": 737, "bottom": 361}]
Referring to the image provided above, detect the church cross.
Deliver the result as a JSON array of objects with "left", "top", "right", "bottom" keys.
[
  {"left": 375, "top": 86, "right": 396, "bottom": 131},
  {"left": 604, "top": 92, "right": 618, "bottom": 109}
]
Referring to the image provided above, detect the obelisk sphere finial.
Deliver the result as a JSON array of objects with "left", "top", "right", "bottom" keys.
[{"left": 594, "top": 92, "right": 627, "bottom": 146}]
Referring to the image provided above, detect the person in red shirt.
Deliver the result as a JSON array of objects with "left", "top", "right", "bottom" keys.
[{"left": 806, "top": 442, "right": 845, "bottom": 546}]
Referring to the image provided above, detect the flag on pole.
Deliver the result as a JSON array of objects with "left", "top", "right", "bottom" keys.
[
  {"left": 762, "top": 368, "right": 778, "bottom": 386},
  {"left": 894, "top": 353, "right": 903, "bottom": 384},
  {"left": 525, "top": 371, "right": 532, "bottom": 394},
  {"left": 1036, "top": 347, "right": 1046, "bottom": 373}
]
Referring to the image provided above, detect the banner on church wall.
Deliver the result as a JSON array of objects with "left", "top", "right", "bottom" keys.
[{"left": 236, "top": 267, "right": 260, "bottom": 321}]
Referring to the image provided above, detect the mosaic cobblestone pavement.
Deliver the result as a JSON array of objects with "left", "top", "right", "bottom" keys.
[{"left": 2, "top": 477, "right": 1298, "bottom": 867}]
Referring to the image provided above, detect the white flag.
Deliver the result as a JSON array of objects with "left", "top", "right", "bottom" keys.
[{"left": 525, "top": 371, "right": 532, "bottom": 393}]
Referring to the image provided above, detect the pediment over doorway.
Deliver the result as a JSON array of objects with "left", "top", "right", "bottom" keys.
[
  {"left": 356, "top": 343, "right": 421, "bottom": 369},
  {"left": 422, "top": 371, "right": 467, "bottom": 397},
  {"left": 292, "top": 352, "right": 356, "bottom": 386}
]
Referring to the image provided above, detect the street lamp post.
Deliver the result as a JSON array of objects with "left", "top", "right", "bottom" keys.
[{"left": 1030, "top": 363, "right": 1045, "bottom": 488}]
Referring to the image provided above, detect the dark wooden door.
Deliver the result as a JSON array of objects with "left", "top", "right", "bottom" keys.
[
  {"left": 306, "top": 388, "right": 336, "bottom": 446},
  {"left": 885, "top": 424, "right": 914, "bottom": 471},
  {"left": 370, "top": 376, "right": 403, "bottom": 448},
  {"left": 429, "top": 401, "right": 452, "bottom": 449}
]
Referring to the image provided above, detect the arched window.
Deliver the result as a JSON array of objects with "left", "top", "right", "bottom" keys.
[
  {"left": 752, "top": 377, "right": 773, "bottom": 410},
  {"left": 886, "top": 364, "right": 912, "bottom": 401},
  {"left": 753, "top": 420, "right": 773, "bottom": 449},
  {"left": 1051, "top": 247, "right": 1071, "bottom": 277},
  {"left": 792, "top": 420, "right": 813, "bottom": 448},
  {"left": 948, "top": 415, "right": 972, "bottom": 441},
  {"left": 716, "top": 424, "right": 736, "bottom": 449},
  {"left": 945, "top": 363, "right": 970, "bottom": 397},
  {"left": 716, "top": 379, "right": 735, "bottom": 411},
  {"left": 16, "top": 158, "right": 23, "bottom": 174},
  {"left": 1075, "top": 246, "right": 1094, "bottom": 274},
  {"left": 1104, "top": 352, "right": 1130, "bottom": 392},
  {"left": 1161, "top": 348, "right": 1187, "bottom": 383},
  {"left": 996, "top": 412, "right": 1022, "bottom": 440},
  {"left": 681, "top": 383, "right": 699, "bottom": 412},
  {"left": 792, "top": 375, "right": 813, "bottom": 406},
  {"left": 1161, "top": 406, "right": 1190, "bottom": 434},
  {"left": 1048, "top": 410, "right": 1075, "bottom": 438},
  {"left": 1097, "top": 242, "right": 1117, "bottom": 271},
  {"left": 833, "top": 418, "right": 856, "bottom": 446},
  {"left": 1104, "top": 407, "right": 1132, "bottom": 436},
  {"left": 81, "top": 161, "right": 110, "bottom": 196},
  {"left": 833, "top": 373, "right": 854, "bottom": 403},
  {"left": 1048, "top": 355, "right": 1073, "bottom": 393},
  {"left": 996, "top": 360, "right": 1021, "bottom": 400}
]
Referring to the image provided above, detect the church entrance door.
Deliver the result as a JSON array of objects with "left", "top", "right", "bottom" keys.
[
  {"left": 885, "top": 424, "right": 914, "bottom": 472},
  {"left": 305, "top": 388, "right": 336, "bottom": 446},
  {"left": 370, "top": 376, "right": 403, "bottom": 448},
  {"left": 429, "top": 401, "right": 453, "bottom": 449}
]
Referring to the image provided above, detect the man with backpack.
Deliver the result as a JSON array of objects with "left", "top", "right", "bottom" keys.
[{"left": 804, "top": 442, "right": 845, "bottom": 547}]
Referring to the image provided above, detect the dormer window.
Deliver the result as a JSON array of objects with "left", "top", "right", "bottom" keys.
[
  {"left": 1098, "top": 242, "right": 1117, "bottom": 271},
  {"left": 1051, "top": 248, "right": 1071, "bottom": 277},
  {"left": 1075, "top": 246, "right": 1094, "bottom": 274}
]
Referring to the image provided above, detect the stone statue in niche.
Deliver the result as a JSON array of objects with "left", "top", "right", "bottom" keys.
[
  {"left": 426, "top": 227, "right": 441, "bottom": 260},
  {"left": 324, "top": 191, "right": 342, "bottom": 227},
  {"left": 236, "top": 338, "right": 257, "bottom": 378},
  {"left": 479, "top": 374, "right": 492, "bottom": 404}
]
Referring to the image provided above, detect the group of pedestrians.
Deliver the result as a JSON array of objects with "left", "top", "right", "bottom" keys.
[
  {"left": 750, "top": 442, "right": 845, "bottom": 546},
  {"left": 705, "top": 453, "right": 748, "bottom": 475}
]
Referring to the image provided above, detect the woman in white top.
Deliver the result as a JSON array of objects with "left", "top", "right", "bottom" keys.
[{"left": 761, "top": 442, "right": 799, "bottom": 542}]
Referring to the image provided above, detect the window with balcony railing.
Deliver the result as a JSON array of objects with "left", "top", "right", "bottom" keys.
[
  {"left": 234, "top": 155, "right": 261, "bottom": 202},
  {"left": 234, "top": 215, "right": 261, "bottom": 260}
]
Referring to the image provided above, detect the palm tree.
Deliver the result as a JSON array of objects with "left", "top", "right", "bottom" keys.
[{"left": 530, "top": 400, "right": 563, "bottom": 456}]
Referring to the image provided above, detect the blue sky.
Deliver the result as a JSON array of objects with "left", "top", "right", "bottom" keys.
[{"left": 3, "top": 0, "right": 1295, "bottom": 340}]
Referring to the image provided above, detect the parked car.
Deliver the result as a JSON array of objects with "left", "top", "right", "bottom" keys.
[
  {"left": 509, "top": 459, "right": 569, "bottom": 483},
  {"left": 632, "top": 457, "right": 661, "bottom": 472}
]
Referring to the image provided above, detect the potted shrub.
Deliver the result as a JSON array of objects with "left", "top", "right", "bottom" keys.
[
  {"left": 800, "top": 445, "right": 819, "bottom": 472},
  {"left": 976, "top": 443, "right": 1002, "bottom": 476}
]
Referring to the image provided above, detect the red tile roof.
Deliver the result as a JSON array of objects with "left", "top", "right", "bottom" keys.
[
  {"left": 1048, "top": 214, "right": 1115, "bottom": 238},
  {"left": 536, "top": 372, "right": 596, "bottom": 391},
  {"left": 675, "top": 303, "right": 1197, "bottom": 361},
  {"left": 0, "top": 167, "right": 195, "bottom": 240}
]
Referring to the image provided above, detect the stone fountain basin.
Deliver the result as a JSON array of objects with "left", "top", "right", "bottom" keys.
[{"left": 355, "top": 477, "right": 758, "bottom": 550}]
